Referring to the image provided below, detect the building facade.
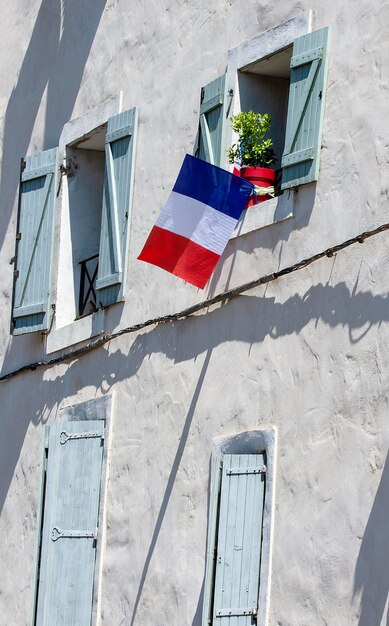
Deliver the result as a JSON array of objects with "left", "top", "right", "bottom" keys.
[{"left": 0, "top": 1, "right": 388, "bottom": 624}]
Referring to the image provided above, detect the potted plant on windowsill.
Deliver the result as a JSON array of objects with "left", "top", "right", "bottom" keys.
[{"left": 228, "top": 111, "right": 276, "bottom": 207}]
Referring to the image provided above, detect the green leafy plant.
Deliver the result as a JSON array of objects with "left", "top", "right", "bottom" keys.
[{"left": 228, "top": 111, "right": 276, "bottom": 168}]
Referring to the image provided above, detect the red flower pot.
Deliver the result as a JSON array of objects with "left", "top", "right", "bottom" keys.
[{"left": 240, "top": 166, "right": 276, "bottom": 207}]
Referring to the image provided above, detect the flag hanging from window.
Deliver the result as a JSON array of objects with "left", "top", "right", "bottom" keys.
[{"left": 138, "top": 155, "right": 254, "bottom": 288}]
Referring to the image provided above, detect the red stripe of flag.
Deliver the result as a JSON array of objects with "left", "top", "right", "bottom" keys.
[{"left": 138, "top": 226, "right": 220, "bottom": 289}]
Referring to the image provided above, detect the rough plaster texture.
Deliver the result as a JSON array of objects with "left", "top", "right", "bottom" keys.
[{"left": 0, "top": 1, "right": 389, "bottom": 625}]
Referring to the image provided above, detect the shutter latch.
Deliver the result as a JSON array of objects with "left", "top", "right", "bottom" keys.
[{"left": 51, "top": 526, "right": 98, "bottom": 541}]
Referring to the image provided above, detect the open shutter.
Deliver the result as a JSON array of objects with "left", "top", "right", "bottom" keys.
[
  {"left": 197, "top": 75, "right": 228, "bottom": 167},
  {"left": 12, "top": 148, "right": 58, "bottom": 334},
  {"left": 35, "top": 420, "right": 104, "bottom": 626},
  {"left": 96, "top": 107, "right": 138, "bottom": 307},
  {"left": 213, "top": 454, "right": 266, "bottom": 625},
  {"left": 281, "top": 27, "right": 330, "bottom": 189}
]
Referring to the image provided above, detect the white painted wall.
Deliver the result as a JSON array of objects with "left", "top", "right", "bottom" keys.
[{"left": 0, "top": 1, "right": 388, "bottom": 625}]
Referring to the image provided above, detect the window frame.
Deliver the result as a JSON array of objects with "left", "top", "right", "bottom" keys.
[{"left": 202, "top": 427, "right": 277, "bottom": 626}]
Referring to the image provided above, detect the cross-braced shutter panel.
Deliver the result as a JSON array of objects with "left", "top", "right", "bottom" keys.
[
  {"left": 12, "top": 148, "right": 58, "bottom": 334},
  {"left": 96, "top": 107, "right": 138, "bottom": 307},
  {"left": 35, "top": 420, "right": 105, "bottom": 626},
  {"left": 198, "top": 75, "right": 228, "bottom": 167},
  {"left": 281, "top": 27, "right": 330, "bottom": 189},
  {"left": 213, "top": 454, "right": 266, "bottom": 625}
]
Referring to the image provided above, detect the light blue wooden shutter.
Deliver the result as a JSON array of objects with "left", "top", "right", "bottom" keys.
[
  {"left": 96, "top": 107, "right": 138, "bottom": 307},
  {"left": 12, "top": 148, "right": 58, "bottom": 334},
  {"left": 213, "top": 454, "right": 266, "bottom": 625},
  {"left": 198, "top": 75, "right": 228, "bottom": 167},
  {"left": 35, "top": 420, "right": 104, "bottom": 626},
  {"left": 281, "top": 27, "right": 330, "bottom": 189}
]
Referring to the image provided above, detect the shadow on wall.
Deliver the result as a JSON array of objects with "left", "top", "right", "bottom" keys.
[
  {"left": 2, "top": 278, "right": 389, "bottom": 511},
  {"left": 0, "top": 0, "right": 106, "bottom": 246},
  {"left": 1, "top": 278, "right": 389, "bottom": 622},
  {"left": 354, "top": 452, "right": 389, "bottom": 626},
  {"left": 127, "top": 349, "right": 213, "bottom": 626}
]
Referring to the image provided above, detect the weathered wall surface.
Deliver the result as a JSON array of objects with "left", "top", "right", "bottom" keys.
[{"left": 0, "top": 1, "right": 388, "bottom": 625}]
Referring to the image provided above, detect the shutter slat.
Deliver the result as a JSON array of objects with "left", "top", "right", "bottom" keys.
[
  {"left": 96, "top": 107, "right": 138, "bottom": 307},
  {"left": 213, "top": 454, "right": 266, "bottom": 625},
  {"left": 281, "top": 27, "right": 330, "bottom": 189},
  {"left": 35, "top": 420, "right": 104, "bottom": 626},
  {"left": 12, "top": 148, "right": 58, "bottom": 335},
  {"left": 197, "top": 75, "right": 227, "bottom": 167}
]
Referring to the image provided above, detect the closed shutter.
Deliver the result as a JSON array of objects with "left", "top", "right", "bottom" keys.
[
  {"left": 213, "top": 454, "right": 266, "bottom": 625},
  {"left": 197, "top": 75, "right": 228, "bottom": 167},
  {"left": 35, "top": 420, "right": 105, "bottom": 626},
  {"left": 281, "top": 27, "right": 330, "bottom": 189},
  {"left": 12, "top": 148, "right": 58, "bottom": 334},
  {"left": 96, "top": 107, "right": 138, "bottom": 307}
]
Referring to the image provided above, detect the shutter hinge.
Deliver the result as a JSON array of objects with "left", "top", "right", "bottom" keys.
[
  {"left": 20, "top": 158, "right": 26, "bottom": 173},
  {"left": 13, "top": 270, "right": 19, "bottom": 279},
  {"left": 200, "top": 87, "right": 205, "bottom": 103},
  {"left": 9, "top": 255, "right": 16, "bottom": 265},
  {"left": 51, "top": 526, "right": 98, "bottom": 541},
  {"left": 226, "top": 465, "right": 266, "bottom": 476},
  {"left": 216, "top": 607, "right": 257, "bottom": 618},
  {"left": 16, "top": 233, "right": 21, "bottom": 241},
  {"left": 60, "top": 430, "right": 104, "bottom": 444}
]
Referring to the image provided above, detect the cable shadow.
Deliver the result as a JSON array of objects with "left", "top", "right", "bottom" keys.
[
  {"left": 129, "top": 348, "right": 213, "bottom": 625},
  {"left": 354, "top": 452, "right": 389, "bottom": 626}
]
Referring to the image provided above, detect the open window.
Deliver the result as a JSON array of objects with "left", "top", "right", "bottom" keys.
[
  {"left": 63, "top": 107, "right": 138, "bottom": 318},
  {"left": 196, "top": 22, "right": 330, "bottom": 195},
  {"left": 11, "top": 105, "right": 138, "bottom": 335}
]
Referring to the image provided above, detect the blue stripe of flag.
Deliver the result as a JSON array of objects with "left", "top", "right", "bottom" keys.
[{"left": 173, "top": 155, "right": 254, "bottom": 220}]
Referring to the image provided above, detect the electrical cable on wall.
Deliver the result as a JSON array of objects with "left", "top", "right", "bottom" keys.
[{"left": 1, "top": 220, "right": 389, "bottom": 383}]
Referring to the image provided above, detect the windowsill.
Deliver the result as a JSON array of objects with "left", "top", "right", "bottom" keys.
[
  {"left": 231, "top": 189, "right": 295, "bottom": 238},
  {"left": 46, "top": 309, "right": 105, "bottom": 354}
]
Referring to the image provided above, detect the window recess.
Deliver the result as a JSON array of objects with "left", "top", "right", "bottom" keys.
[
  {"left": 66, "top": 124, "right": 106, "bottom": 317},
  {"left": 64, "top": 107, "right": 138, "bottom": 318},
  {"left": 202, "top": 429, "right": 277, "bottom": 626},
  {"left": 238, "top": 46, "right": 292, "bottom": 191},
  {"left": 230, "top": 26, "right": 330, "bottom": 192}
]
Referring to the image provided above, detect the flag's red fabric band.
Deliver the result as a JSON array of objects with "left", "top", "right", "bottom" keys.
[{"left": 138, "top": 226, "right": 220, "bottom": 289}]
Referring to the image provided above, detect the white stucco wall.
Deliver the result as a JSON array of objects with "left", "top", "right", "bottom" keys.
[{"left": 0, "top": 1, "right": 388, "bottom": 625}]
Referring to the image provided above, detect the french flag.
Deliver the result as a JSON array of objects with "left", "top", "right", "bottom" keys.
[{"left": 138, "top": 155, "right": 254, "bottom": 289}]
